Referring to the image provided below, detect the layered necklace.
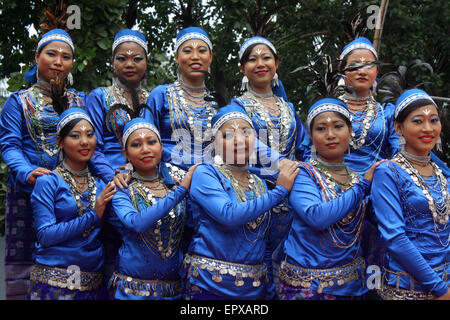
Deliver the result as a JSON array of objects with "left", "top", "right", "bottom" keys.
[
  {"left": 394, "top": 152, "right": 449, "bottom": 226},
  {"left": 340, "top": 93, "right": 377, "bottom": 150},
  {"left": 168, "top": 80, "right": 216, "bottom": 142},
  {"left": 216, "top": 164, "right": 268, "bottom": 233},
  {"left": 309, "top": 158, "right": 365, "bottom": 250},
  {"left": 55, "top": 161, "right": 97, "bottom": 238},
  {"left": 243, "top": 89, "right": 295, "bottom": 155},
  {"left": 129, "top": 176, "right": 185, "bottom": 260}
]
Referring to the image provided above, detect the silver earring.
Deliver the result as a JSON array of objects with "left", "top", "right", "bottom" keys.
[
  {"left": 241, "top": 75, "right": 249, "bottom": 92},
  {"left": 125, "top": 162, "right": 134, "bottom": 174},
  {"left": 177, "top": 66, "right": 183, "bottom": 82},
  {"left": 271, "top": 73, "right": 279, "bottom": 87},
  {"left": 67, "top": 72, "right": 73, "bottom": 86},
  {"left": 311, "top": 145, "right": 317, "bottom": 158},
  {"left": 398, "top": 136, "right": 406, "bottom": 150},
  {"left": 436, "top": 137, "right": 443, "bottom": 152}
]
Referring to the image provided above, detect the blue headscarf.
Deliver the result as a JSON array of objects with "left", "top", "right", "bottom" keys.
[
  {"left": 25, "top": 29, "right": 75, "bottom": 83},
  {"left": 174, "top": 26, "right": 212, "bottom": 53},
  {"left": 211, "top": 104, "right": 253, "bottom": 136},
  {"left": 121, "top": 117, "right": 175, "bottom": 185},
  {"left": 56, "top": 107, "right": 93, "bottom": 136},
  {"left": 394, "top": 88, "right": 449, "bottom": 176},
  {"left": 339, "top": 37, "right": 378, "bottom": 61},
  {"left": 112, "top": 29, "right": 148, "bottom": 55}
]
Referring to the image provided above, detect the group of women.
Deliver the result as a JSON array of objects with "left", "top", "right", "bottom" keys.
[{"left": 0, "top": 24, "right": 448, "bottom": 301}]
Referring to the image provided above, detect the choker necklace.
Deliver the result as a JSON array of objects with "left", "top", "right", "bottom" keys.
[
  {"left": 178, "top": 78, "right": 207, "bottom": 92},
  {"left": 248, "top": 87, "right": 274, "bottom": 99},
  {"left": 317, "top": 157, "right": 347, "bottom": 171},
  {"left": 62, "top": 160, "right": 89, "bottom": 177},
  {"left": 132, "top": 171, "right": 160, "bottom": 182},
  {"left": 344, "top": 93, "right": 371, "bottom": 102},
  {"left": 224, "top": 164, "right": 249, "bottom": 172},
  {"left": 401, "top": 149, "right": 431, "bottom": 166}
]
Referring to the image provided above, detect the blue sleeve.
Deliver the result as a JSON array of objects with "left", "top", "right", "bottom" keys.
[
  {"left": 142, "top": 85, "right": 166, "bottom": 130},
  {"left": 111, "top": 184, "right": 187, "bottom": 233},
  {"left": 85, "top": 89, "right": 115, "bottom": 182},
  {"left": 0, "top": 93, "right": 36, "bottom": 185},
  {"left": 189, "top": 164, "right": 289, "bottom": 229},
  {"left": 371, "top": 163, "right": 449, "bottom": 297},
  {"left": 384, "top": 102, "right": 400, "bottom": 157},
  {"left": 289, "top": 164, "right": 370, "bottom": 231},
  {"left": 293, "top": 107, "right": 307, "bottom": 161},
  {"left": 30, "top": 174, "right": 100, "bottom": 248}
]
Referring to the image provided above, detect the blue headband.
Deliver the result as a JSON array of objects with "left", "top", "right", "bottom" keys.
[
  {"left": 25, "top": 29, "right": 74, "bottom": 83},
  {"left": 340, "top": 37, "right": 378, "bottom": 61},
  {"left": 122, "top": 118, "right": 161, "bottom": 147},
  {"left": 211, "top": 105, "right": 253, "bottom": 135},
  {"left": 112, "top": 29, "right": 148, "bottom": 55},
  {"left": 174, "top": 27, "right": 212, "bottom": 53},
  {"left": 57, "top": 108, "right": 93, "bottom": 136},
  {"left": 239, "top": 36, "right": 277, "bottom": 61},
  {"left": 394, "top": 89, "right": 437, "bottom": 120},
  {"left": 307, "top": 98, "right": 352, "bottom": 129}
]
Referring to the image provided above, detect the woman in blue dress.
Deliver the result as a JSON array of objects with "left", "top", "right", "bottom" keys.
[
  {"left": 107, "top": 115, "right": 197, "bottom": 300},
  {"left": 0, "top": 29, "right": 86, "bottom": 299},
  {"left": 85, "top": 29, "right": 151, "bottom": 181},
  {"left": 279, "top": 94, "right": 382, "bottom": 300},
  {"left": 141, "top": 26, "right": 218, "bottom": 171},
  {"left": 29, "top": 107, "right": 116, "bottom": 300},
  {"left": 183, "top": 104, "right": 299, "bottom": 300},
  {"left": 370, "top": 79, "right": 450, "bottom": 299},
  {"left": 232, "top": 36, "right": 307, "bottom": 273}
]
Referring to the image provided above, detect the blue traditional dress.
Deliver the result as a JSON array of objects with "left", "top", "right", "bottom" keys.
[
  {"left": 279, "top": 98, "right": 370, "bottom": 300},
  {"left": 371, "top": 89, "right": 449, "bottom": 300},
  {"left": 107, "top": 118, "right": 188, "bottom": 300},
  {"left": 232, "top": 36, "right": 307, "bottom": 288},
  {"left": 183, "top": 105, "right": 290, "bottom": 300},
  {"left": 28, "top": 108, "right": 107, "bottom": 300},
  {"left": 0, "top": 29, "right": 85, "bottom": 300},
  {"left": 85, "top": 29, "right": 150, "bottom": 292},
  {"left": 142, "top": 27, "right": 217, "bottom": 171}
]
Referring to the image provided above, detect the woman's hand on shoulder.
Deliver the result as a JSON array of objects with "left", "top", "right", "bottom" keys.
[
  {"left": 180, "top": 163, "right": 200, "bottom": 191},
  {"left": 363, "top": 160, "right": 387, "bottom": 182},
  {"left": 276, "top": 159, "right": 300, "bottom": 192}
]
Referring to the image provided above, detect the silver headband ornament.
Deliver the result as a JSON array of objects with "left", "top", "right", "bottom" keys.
[
  {"left": 57, "top": 112, "right": 93, "bottom": 136},
  {"left": 239, "top": 38, "right": 277, "bottom": 61},
  {"left": 307, "top": 104, "right": 353, "bottom": 129},
  {"left": 122, "top": 122, "right": 161, "bottom": 147},
  {"left": 38, "top": 34, "right": 74, "bottom": 52},
  {"left": 394, "top": 92, "right": 437, "bottom": 120},
  {"left": 339, "top": 43, "right": 378, "bottom": 61},
  {"left": 112, "top": 36, "right": 148, "bottom": 55},
  {"left": 175, "top": 32, "right": 213, "bottom": 53},
  {"left": 212, "top": 112, "right": 253, "bottom": 136}
]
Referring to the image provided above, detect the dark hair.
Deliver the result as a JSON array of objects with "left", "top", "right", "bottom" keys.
[
  {"left": 239, "top": 43, "right": 279, "bottom": 66},
  {"left": 395, "top": 99, "right": 438, "bottom": 123}
]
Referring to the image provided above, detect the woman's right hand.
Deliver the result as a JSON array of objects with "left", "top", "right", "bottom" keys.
[
  {"left": 180, "top": 163, "right": 200, "bottom": 191},
  {"left": 94, "top": 181, "right": 117, "bottom": 219},
  {"left": 275, "top": 159, "right": 300, "bottom": 192},
  {"left": 28, "top": 167, "right": 53, "bottom": 185},
  {"left": 113, "top": 164, "right": 131, "bottom": 189},
  {"left": 363, "top": 160, "right": 386, "bottom": 182}
]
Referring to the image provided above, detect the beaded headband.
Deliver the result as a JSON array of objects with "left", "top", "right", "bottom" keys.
[
  {"left": 38, "top": 33, "right": 74, "bottom": 53},
  {"left": 122, "top": 122, "right": 161, "bottom": 146},
  {"left": 212, "top": 112, "right": 253, "bottom": 136},
  {"left": 394, "top": 91, "right": 437, "bottom": 120},
  {"left": 112, "top": 35, "right": 148, "bottom": 55},
  {"left": 57, "top": 112, "right": 93, "bottom": 136},
  {"left": 239, "top": 37, "right": 277, "bottom": 61},
  {"left": 175, "top": 32, "right": 213, "bottom": 53},
  {"left": 307, "top": 103, "right": 353, "bottom": 129}
]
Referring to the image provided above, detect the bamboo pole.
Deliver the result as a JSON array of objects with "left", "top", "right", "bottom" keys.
[{"left": 373, "top": 0, "right": 389, "bottom": 54}]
